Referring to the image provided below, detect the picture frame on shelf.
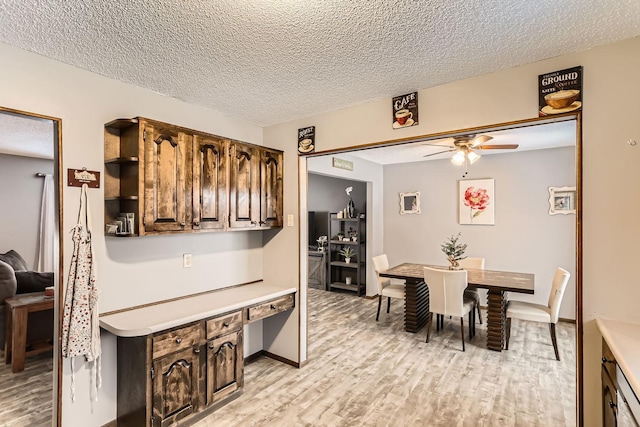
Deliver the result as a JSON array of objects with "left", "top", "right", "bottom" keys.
[
  {"left": 399, "top": 192, "right": 421, "bottom": 215},
  {"left": 548, "top": 186, "right": 576, "bottom": 215}
]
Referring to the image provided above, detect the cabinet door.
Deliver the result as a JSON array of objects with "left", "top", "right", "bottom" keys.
[
  {"left": 193, "top": 135, "right": 227, "bottom": 230},
  {"left": 143, "top": 122, "right": 192, "bottom": 233},
  {"left": 152, "top": 347, "right": 202, "bottom": 427},
  {"left": 259, "top": 148, "right": 283, "bottom": 228},
  {"left": 206, "top": 330, "right": 244, "bottom": 405},
  {"left": 229, "top": 141, "right": 260, "bottom": 228}
]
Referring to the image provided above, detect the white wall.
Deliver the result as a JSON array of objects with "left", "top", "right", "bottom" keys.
[
  {"left": 0, "top": 41, "right": 300, "bottom": 426},
  {"left": 263, "top": 37, "right": 640, "bottom": 425},
  {"left": 0, "top": 154, "right": 54, "bottom": 269},
  {"left": 383, "top": 146, "right": 576, "bottom": 319}
]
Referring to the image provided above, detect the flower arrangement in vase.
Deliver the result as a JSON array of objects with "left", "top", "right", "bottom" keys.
[
  {"left": 346, "top": 186, "right": 355, "bottom": 218},
  {"left": 441, "top": 233, "right": 467, "bottom": 270},
  {"left": 339, "top": 247, "right": 356, "bottom": 263}
]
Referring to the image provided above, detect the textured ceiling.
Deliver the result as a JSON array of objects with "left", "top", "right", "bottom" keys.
[
  {"left": 0, "top": 0, "right": 638, "bottom": 127},
  {"left": 0, "top": 111, "right": 54, "bottom": 159}
]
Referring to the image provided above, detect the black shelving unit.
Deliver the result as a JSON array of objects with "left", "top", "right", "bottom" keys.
[{"left": 327, "top": 213, "right": 366, "bottom": 296}]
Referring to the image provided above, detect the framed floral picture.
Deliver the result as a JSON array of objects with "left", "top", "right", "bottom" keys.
[{"left": 459, "top": 179, "right": 495, "bottom": 225}]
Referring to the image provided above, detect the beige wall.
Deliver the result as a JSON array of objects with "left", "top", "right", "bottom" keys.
[{"left": 263, "top": 37, "right": 640, "bottom": 425}]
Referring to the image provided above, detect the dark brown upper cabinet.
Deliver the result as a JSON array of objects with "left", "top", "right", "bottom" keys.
[{"left": 104, "top": 117, "right": 282, "bottom": 236}]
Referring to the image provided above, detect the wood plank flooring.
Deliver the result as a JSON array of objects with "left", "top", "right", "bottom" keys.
[
  {"left": 0, "top": 350, "right": 53, "bottom": 426},
  {"left": 196, "top": 288, "right": 576, "bottom": 426}
]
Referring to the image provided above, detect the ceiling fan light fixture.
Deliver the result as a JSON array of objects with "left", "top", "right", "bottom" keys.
[
  {"left": 467, "top": 150, "right": 481, "bottom": 164},
  {"left": 451, "top": 150, "right": 465, "bottom": 165}
]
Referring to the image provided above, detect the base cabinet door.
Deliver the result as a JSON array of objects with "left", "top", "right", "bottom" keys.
[
  {"left": 152, "top": 347, "right": 203, "bottom": 427},
  {"left": 207, "top": 330, "right": 244, "bottom": 404}
]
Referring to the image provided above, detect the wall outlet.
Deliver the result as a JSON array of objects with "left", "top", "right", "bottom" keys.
[
  {"left": 183, "top": 253, "right": 192, "bottom": 268},
  {"left": 287, "top": 214, "right": 294, "bottom": 227}
]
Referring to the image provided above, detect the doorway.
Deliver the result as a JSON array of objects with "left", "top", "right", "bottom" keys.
[
  {"left": 299, "top": 114, "right": 582, "bottom": 424},
  {"left": 0, "top": 106, "right": 63, "bottom": 426}
]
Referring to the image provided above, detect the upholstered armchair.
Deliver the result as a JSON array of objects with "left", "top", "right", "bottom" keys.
[{"left": 0, "top": 250, "right": 54, "bottom": 348}]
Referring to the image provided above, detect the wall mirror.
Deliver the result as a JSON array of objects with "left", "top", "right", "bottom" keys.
[
  {"left": 0, "top": 106, "right": 62, "bottom": 426},
  {"left": 549, "top": 186, "right": 576, "bottom": 215},
  {"left": 399, "top": 191, "right": 421, "bottom": 215}
]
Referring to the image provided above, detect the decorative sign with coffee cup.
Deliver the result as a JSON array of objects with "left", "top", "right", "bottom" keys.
[
  {"left": 298, "top": 126, "right": 316, "bottom": 154},
  {"left": 392, "top": 92, "right": 418, "bottom": 129},
  {"left": 538, "top": 66, "right": 583, "bottom": 116}
]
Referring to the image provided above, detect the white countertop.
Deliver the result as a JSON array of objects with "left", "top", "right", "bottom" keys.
[
  {"left": 99, "top": 282, "right": 297, "bottom": 337},
  {"left": 597, "top": 317, "right": 640, "bottom": 397}
]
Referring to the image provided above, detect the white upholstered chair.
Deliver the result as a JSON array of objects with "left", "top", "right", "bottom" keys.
[
  {"left": 458, "top": 257, "right": 485, "bottom": 324},
  {"left": 423, "top": 267, "right": 475, "bottom": 351},
  {"left": 372, "top": 254, "right": 405, "bottom": 321},
  {"left": 505, "top": 267, "right": 570, "bottom": 361}
]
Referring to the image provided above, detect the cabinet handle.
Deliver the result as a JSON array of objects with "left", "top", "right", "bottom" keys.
[
  {"left": 223, "top": 322, "right": 230, "bottom": 327},
  {"left": 194, "top": 348, "right": 200, "bottom": 354},
  {"left": 175, "top": 338, "right": 182, "bottom": 344},
  {"left": 180, "top": 222, "right": 186, "bottom": 227},
  {"left": 194, "top": 221, "right": 200, "bottom": 226},
  {"left": 209, "top": 342, "right": 215, "bottom": 349},
  {"left": 259, "top": 221, "right": 265, "bottom": 225},
  {"left": 609, "top": 400, "right": 617, "bottom": 409},
  {"left": 250, "top": 221, "right": 257, "bottom": 226},
  {"left": 602, "top": 356, "right": 615, "bottom": 364},
  {"left": 270, "top": 304, "right": 276, "bottom": 310}
]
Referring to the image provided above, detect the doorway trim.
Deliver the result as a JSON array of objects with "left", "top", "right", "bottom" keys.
[
  {"left": 0, "top": 106, "right": 64, "bottom": 426},
  {"left": 298, "top": 112, "right": 583, "bottom": 425}
]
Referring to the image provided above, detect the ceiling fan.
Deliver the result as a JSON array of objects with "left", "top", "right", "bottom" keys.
[{"left": 423, "top": 134, "right": 519, "bottom": 164}]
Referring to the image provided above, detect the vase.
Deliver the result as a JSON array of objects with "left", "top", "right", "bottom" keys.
[
  {"left": 345, "top": 257, "right": 351, "bottom": 264},
  {"left": 448, "top": 257, "right": 461, "bottom": 270},
  {"left": 347, "top": 198, "right": 355, "bottom": 218}
]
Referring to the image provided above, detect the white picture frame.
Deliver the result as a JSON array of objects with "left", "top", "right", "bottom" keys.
[
  {"left": 548, "top": 186, "right": 576, "bottom": 215},
  {"left": 399, "top": 192, "right": 421, "bottom": 215}
]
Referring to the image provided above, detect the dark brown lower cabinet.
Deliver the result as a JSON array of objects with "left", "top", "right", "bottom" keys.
[
  {"left": 152, "top": 346, "right": 203, "bottom": 426},
  {"left": 602, "top": 366, "right": 618, "bottom": 427},
  {"left": 115, "top": 293, "right": 294, "bottom": 427},
  {"left": 207, "top": 331, "right": 243, "bottom": 405}
]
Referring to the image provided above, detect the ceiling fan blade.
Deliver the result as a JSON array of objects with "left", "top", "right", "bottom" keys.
[
  {"left": 423, "top": 149, "right": 457, "bottom": 158},
  {"left": 421, "top": 142, "right": 455, "bottom": 148},
  {"left": 475, "top": 144, "right": 519, "bottom": 150},
  {"left": 470, "top": 135, "right": 493, "bottom": 147}
]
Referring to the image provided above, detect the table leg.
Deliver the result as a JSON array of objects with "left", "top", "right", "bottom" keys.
[
  {"left": 404, "top": 279, "right": 429, "bottom": 333},
  {"left": 4, "top": 306, "right": 12, "bottom": 364},
  {"left": 486, "top": 290, "right": 508, "bottom": 351},
  {"left": 11, "top": 307, "right": 28, "bottom": 373}
]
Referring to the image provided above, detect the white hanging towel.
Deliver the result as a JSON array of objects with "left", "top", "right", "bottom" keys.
[{"left": 61, "top": 184, "right": 101, "bottom": 402}]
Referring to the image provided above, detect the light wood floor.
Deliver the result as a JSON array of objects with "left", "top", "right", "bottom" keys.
[
  {"left": 0, "top": 350, "right": 53, "bottom": 426},
  {"left": 196, "top": 288, "right": 576, "bottom": 426}
]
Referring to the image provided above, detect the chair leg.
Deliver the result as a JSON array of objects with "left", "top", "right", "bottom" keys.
[
  {"left": 505, "top": 318, "right": 511, "bottom": 350},
  {"left": 387, "top": 297, "right": 391, "bottom": 313},
  {"left": 425, "top": 312, "right": 433, "bottom": 343},
  {"left": 550, "top": 323, "right": 560, "bottom": 361},
  {"left": 460, "top": 317, "right": 465, "bottom": 352},
  {"left": 477, "top": 303, "right": 482, "bottom": 324},
  {"left": 376, "top": 295, "right": 382, "bottom": 321},
  {"left": 469, "top": 311, "right": 473, "bottom": 339}
]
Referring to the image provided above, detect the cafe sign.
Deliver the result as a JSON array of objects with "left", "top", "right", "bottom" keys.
[
  {"left": 538, "top": 66, "right": 583, "bottom": 117},
  {"left": 392, "top": 91, "right": 418, "bottom": 129}
]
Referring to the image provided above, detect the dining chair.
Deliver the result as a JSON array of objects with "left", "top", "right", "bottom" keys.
[
  {"left": 423, "top": 267, "right": 475, "bottom": 351},
  {"left": 458, "top": 257, "right": 485, "bottom": 324},
  {"left": 505, "top": 267, "right": 570, "bottom": 361},
  {"left": 372, "top": 254, "right": 405, "bottom": 321}
]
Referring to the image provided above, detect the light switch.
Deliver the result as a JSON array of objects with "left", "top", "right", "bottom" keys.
[
  {"left": 183, "top": 253, "right": 192, "bottom": 268},
  {"left": 287, "top": 214, "right": 294, "bottom": 227}
]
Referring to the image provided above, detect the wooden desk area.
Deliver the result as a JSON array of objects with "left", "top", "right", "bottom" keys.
[
  {"left": 379, "top": 263, "right": 534, "bottom": 351},
  {"left": 4, "top": 292, "right": 54, "bottom": 373}
]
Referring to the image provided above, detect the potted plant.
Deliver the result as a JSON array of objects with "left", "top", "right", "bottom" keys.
[
  {"left": 339, "top": 247, "right": 356, "bottom": 263},
  {"left": 336, "top": 231, "right": 345, "bottom": 241},
  {"left": 441, "top": 232, "right": 467, "bottom": 270}
]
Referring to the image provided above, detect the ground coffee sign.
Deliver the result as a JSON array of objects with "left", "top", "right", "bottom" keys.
[{"left": 538, "top": 66, "right": 583, "bottom": 116}]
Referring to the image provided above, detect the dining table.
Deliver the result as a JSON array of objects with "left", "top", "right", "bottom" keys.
[{"left": 378, "top": 263, "right": 534, "bottom": 351}]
